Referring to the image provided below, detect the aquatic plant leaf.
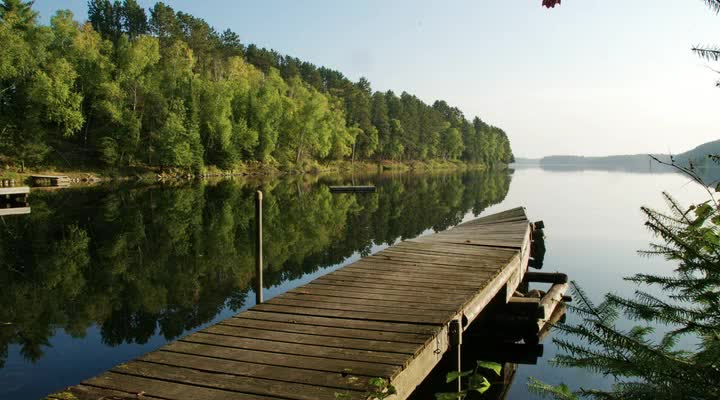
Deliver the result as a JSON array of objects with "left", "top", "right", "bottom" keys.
[
  {"left": 445, "top": 370, "right": 472, "bottom": 383},
  {"left": 476, "top": 360, "right": 502, "bottom": 376},
  {"left": 468, "top": 374, "right": 491, "bottom": 393}
]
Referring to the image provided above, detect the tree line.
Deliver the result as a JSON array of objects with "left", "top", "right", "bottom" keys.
[{"left": 0, "top": 0, "right": 514, "bottom": 171}]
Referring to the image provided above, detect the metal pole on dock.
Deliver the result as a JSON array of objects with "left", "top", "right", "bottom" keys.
[
  {"left": 450, "top": 319, "right": 463, "bottom": 394},
  {"left": 255, "top": 190, "right": 263, "bottom": 304}
]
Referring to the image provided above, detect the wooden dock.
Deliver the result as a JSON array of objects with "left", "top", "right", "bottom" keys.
[
  {"left": 30, "top": 174, "right": 70, "bottom": 187},
  {"left": 0, "top": 187, "right": 31, "bottom": 216},
  {"left": 0, "top": 206, "right": 31, "bottom": 216},
  {"left": 0, "top": 186, "right": 30, "bottom": 198},
  {"left": 51, "top": 207, "right": 538, "bottom": 400}
]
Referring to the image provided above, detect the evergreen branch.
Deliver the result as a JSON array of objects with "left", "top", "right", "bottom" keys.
[
  {"left": 649, "top": 157, "right": 718, "bottom": 208},
  {"left": 591, "top": 322, "right": 694, "bottom": 367},
  {"left": 702, "top": 0, "right": 720, "bottom": 14},
  {"left": 642, "top": 217, "right": 717, "bottom": 267},
  {"left": 527, "top": 377, "right": 578, "bottom": 400},
  {"left": 567, "top": 281, "right": 612, "bottom": 323},
  {"left": 661, "top": 191, "right": 694, "bottom": 224},
  {"left": 694, "top": 45, "right": 720, "bottom": 61},
  {"left": 610, "top": 292, "right": 713, "bottom": 335}
]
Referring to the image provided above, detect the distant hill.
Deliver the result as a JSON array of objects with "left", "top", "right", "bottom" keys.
[
  {"left": 675, "top": 139, "right": 720, "bottom": 167},
  {"left": 540, "top": 154, "right": 671, "bottom": 169},
  {"left": 511, "top": 139, "right": 720, "bottom": 182},
  {"left": 538, "top": 139, "right": 720, "bottom": 168}
]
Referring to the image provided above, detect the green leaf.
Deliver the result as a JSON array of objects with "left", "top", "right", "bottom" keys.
[
  {"left": 703, "top": 229, "right": 720, "bottom": 245},
  {"left": 476, "top": 360, "right": 502, "bottom": 376},
  {"left": 557, "top": 384, "right": 573, "bottom": 395},
  {"left": 445, "top": 370, "right": 472, "bottom": 383},
  {"left": 468, "top": 374, "right": 491, "bottom": 393},
  {"left": 695, "top": 203, "right": 713, "bottom": 220},
  {"left": 368, "top": 377, "right": 386, "bottom": 388}
]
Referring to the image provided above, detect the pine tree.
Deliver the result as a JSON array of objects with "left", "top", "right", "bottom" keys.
[
  {"left": 0, "top": 0, "right": 37, "bottom": 27},
  {"left": 121, "top": 0, "right": 148, "bottom": 39}
]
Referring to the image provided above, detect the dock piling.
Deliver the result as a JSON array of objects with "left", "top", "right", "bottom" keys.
[
  {"left": 450, "top": 319, "right": 463, "bottom": 394},
  {"left": 256, "top": 190, "right": 263, "bottom": 304}
]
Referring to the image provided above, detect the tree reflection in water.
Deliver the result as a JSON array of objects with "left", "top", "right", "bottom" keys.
[{"left": 0, "top": 169, "right": 512, "bottom": 368}]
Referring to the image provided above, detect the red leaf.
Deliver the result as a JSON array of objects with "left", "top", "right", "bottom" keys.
[{"left": 542, "top": 0, "right": 561, "bottom": 8}]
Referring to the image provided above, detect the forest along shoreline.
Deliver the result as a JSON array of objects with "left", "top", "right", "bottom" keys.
[{"left": 0, "top": 1, "right": 514, "bottom": 184}]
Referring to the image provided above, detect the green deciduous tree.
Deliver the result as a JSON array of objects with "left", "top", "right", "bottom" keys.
[
  {"left": 28, "top": 58, "right": 84, "bottom": 138},
  {"left": 198, "top": 78, "right": 234, "bottom": 167},
  {"left": 156, "top": 99, "right": 200, "bottom": 169},
  {"left": 440, "top": 127, "right": 464, "bottom": 160},
  {"left": 281, "top": 77, "right": 333, "bottom": 163},
  {"left": 248, "top": 67, "right": 285, "bottom": 161}
]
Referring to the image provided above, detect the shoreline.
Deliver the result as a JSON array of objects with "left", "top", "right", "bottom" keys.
[{"left": 0, "top": 160, "right": 490, "bottom": 186}]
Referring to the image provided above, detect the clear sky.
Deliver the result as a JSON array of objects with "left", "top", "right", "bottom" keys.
[{"left": 33, "top": 0, "right": 720, "bottom": 158}]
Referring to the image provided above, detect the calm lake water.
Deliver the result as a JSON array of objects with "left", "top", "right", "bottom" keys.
[{"left": 0, "top": 166, "right": 710, "bottom": 399}]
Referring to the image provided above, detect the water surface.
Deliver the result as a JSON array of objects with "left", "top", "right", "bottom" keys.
[{"left": 0, "top": 167, "right": 708, "bottom": 399}]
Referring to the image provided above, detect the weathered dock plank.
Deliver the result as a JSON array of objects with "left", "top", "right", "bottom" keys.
[
  {"left": 52, "top": 207, "right": 534, "bottom": 400},
  {"left": 0, "top": 186, "right": 30, "bottom": 196},
  {"left": 0, "top": 207, "right": 31, "bottom": 216},
  {"left": 224, "top": 316, "right": 431, "bottom": 343},
  {"left": 163, "top": 341, "right": 401, "bottom": 377}
]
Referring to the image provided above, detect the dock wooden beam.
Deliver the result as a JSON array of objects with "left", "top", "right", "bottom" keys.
[
  {"left": 538, "top": 282, "right": 568, "bottom": 323},
  {"left": 524, "top": 271, "right": 568, "bottom": 284}
]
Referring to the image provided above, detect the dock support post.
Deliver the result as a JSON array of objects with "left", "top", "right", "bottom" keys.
[
  {"left": 449, "top": 319, "right": 462, "bottom": 394},
  {"left": 255, "top": 190, "right": 263, "bottom": 304}
]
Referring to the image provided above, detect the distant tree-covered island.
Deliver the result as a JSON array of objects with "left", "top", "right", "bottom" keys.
[
  {"left": 512, "top": 139, "right": 720, "bottom": 182},
  {"left": 0, "top": 0, "right": 514, "bottom": 174}
]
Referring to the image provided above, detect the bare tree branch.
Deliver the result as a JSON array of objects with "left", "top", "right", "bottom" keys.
[{"left": 649, "top": 154, "right": 718, "bottom": 208}]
